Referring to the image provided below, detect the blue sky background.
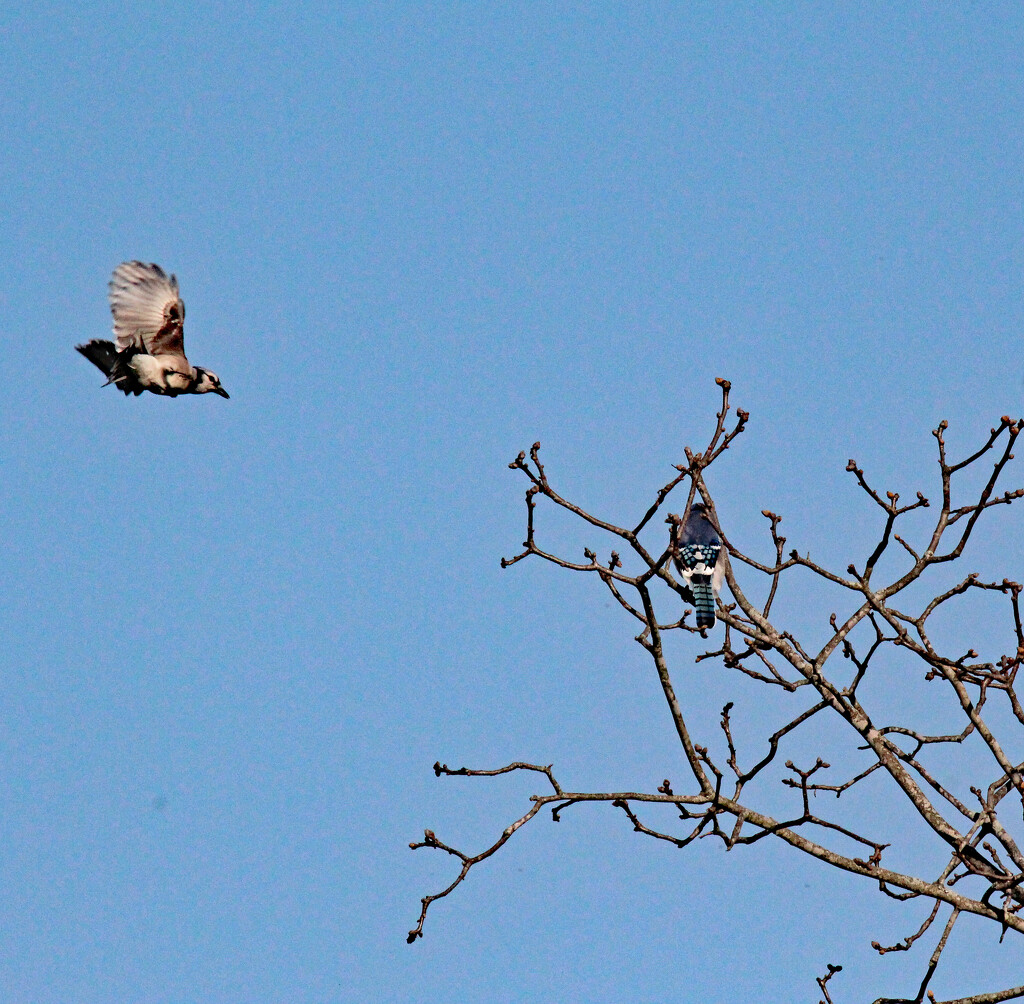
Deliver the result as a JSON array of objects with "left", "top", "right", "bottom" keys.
[{"left": 0, "top": 4, "right": 1022, "bottom": 1001}]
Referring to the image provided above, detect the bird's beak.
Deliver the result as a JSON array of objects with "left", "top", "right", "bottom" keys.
[{"left": 215, "top": 387, "right": 230, "bottom": 399}]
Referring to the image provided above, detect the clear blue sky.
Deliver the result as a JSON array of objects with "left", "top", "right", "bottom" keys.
[{"left": 1, "top": 4, "right": 1022, "bottom": 1001}]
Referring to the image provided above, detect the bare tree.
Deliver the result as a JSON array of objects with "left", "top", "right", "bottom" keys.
[{"left": 408, "top": 379, "right": 1024, "bottom": 1004}]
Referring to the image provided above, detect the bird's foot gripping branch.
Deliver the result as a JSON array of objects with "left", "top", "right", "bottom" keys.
[{"left": 409, "top": 379, "right": 1024, "bottom": 1004}]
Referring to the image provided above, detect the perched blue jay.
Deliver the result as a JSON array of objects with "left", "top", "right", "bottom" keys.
[{"left": 674, "top": 503, "right": 725, "bottom": 629}]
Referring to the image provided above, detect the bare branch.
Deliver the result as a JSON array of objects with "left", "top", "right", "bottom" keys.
[
  {"left": 817, "top": 962, "right": 843, "bottom": 1004},
  {"left": 413, "top": 382, "right": 1024, "bottom": 1001}
]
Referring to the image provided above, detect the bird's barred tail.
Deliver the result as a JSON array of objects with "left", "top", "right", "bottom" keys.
[{"left": 692, "top": 579, "right": 716, "bottom": 629}]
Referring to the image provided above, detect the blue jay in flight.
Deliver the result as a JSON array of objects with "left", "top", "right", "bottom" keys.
[
  {"left": 77, "top": 262, "right": 229, "bottom": 399},
  {"left": 674, "top": 503, "right": 725, "bottom": 629}
]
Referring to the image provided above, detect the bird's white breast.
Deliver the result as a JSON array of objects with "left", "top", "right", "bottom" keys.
[{"left": 128, "top": 354, "right": 193, "bottom": 393}]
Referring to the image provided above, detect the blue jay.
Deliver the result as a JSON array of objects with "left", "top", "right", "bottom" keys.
[
  {"left": 674, "top": 503, "right": 725, "bottom": 629},
  {"left": 77, "top": 261, "right": 229, "bottom": 398}
]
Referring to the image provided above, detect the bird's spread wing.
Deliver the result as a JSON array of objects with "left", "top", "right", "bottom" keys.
[{"left": 108, "top": 261, "right": 186, "bottom": 356}]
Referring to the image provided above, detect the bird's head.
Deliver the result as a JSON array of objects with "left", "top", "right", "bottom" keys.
[{"left": 194, "top": 368, "right": 229, "bottom": 398}]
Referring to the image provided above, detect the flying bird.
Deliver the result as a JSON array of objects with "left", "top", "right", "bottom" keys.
[
  {"left": 76, "top": 261, "right": 229, "bottom": 398},
  {"left": 674, "top": 502, "right": 725, "bottom": 630}
]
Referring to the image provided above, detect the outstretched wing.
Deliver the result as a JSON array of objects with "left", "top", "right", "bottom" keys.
[{"left": 108, "top": 261, "right": 186, "bottom": 356}]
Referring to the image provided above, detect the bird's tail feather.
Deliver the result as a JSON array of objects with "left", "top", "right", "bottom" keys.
[
  {"left": 76, "top": 340, "right": 118, "bottom": 378},
  {"left": 692, "top": 579, "right": 716, "bottom": 629},
  {"left": 75, "top": 340, "right": 140, "bottom": 395}
]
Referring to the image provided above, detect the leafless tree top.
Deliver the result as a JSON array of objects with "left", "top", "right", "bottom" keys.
[{"left": 410, "top": 379, "right": 1024, "bottom": 1004}]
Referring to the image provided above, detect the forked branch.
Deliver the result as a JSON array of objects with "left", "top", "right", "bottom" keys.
[{"left": 410, "top": 380, "right": 1024, "bottom": 1002}]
